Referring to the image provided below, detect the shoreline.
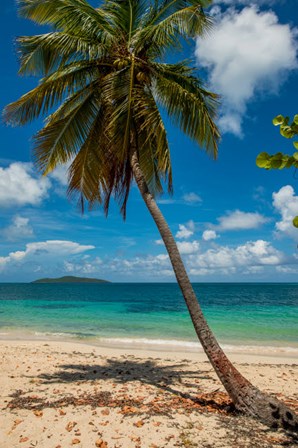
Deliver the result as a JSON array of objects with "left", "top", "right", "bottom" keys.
[{"left": 1, "top": 338, "right": 298, "bottom": 364}]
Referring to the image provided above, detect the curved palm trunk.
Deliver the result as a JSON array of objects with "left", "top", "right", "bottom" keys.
[{"left": 131, "top": 149, "right": 298, "bottom": 433}]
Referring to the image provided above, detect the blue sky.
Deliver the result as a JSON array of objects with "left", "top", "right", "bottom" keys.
[{"left": 0, "top": 0, "right": 297, "bottom": 283}]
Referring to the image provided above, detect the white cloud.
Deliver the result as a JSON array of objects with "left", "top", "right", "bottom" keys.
[
  {"left": 176, "top": 225, "right": 193, "bottom": 239},
  {"left": 188, "top": 239, "right": 285, "bottom": 275},
  {"left": 49, "top": 163, "right": 70, "bottom": 186},
  {"left": 2, "top": 235, "right": 296, "bottom": 280},
  {"left": 217, "top": 210, "right": 268, "bottom": 230},
  {"left": 182, "top": 192, "right": 202, "bottom": 204},
  {"left": 2, "top": 216, "right": 34, "bottom": 242},
  {"left": 243, "top": 265, "right": 264, "bottom": 275},
  {"left": 273, "top": 185, "right": 298, "bottom": 238},
  {"left": 202, "top": 230, "right": 218, "bottom": 241},
  {"left": 0, "top": 240, "right": 95, "bottom": 270},
  {"left": 64, "top": 257, "right": 102, "bottom": 274},
  {"left": 176, "top": 221, "right": 195, "bottom": 239},
  {"left": 0, "top": 163, "right": 51, "bottom": 206},
  {"left": 177, "top": 240, "right": 200, "bottom": 255},
  {"left": 276, "top": 265, "right": 298, "bottom": 274},
  {"left": 25, "top": 240, "right": 94, "bottom": 256},
  {"left": 53, "top": 238, "right": 298, "bottom": 279},
  {"left": 106, "top": 253, "right": 173, "bottom": 278},
  {"left": 195, "top": 6, "right": 297, "bottom": 135}
]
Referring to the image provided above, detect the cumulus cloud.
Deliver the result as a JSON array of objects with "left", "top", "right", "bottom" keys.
[
  {"left": 49, "top": 164, "right": 69, "bottom": 186},
  {"left": 177, "top": 240, "right": 200, "bottom": 255},
  {"left": 1, "top": 235, "right": 296, "bottom": 280},
  {"left": 0, "top": 163, "right": 51, "bottom": 206},
  {"left": 2, "top": 216, "right": 34, "bottom": 242},
  {"left": 276, "top": 265, "right": 298, "bottom": 274},
  {"left": 202, "top": 230, "right": 218, "bottom": 241},
  {"left": 195, "top": 6, "right": 297, "bottom": 135},
  {"left": 176, "top": 221, "right": 195, "bottom": 239},
  {"left": 217, "top": 210, "right": 268, "bottom": 230},
  {"left": 64, "top": 257, "right": 103, "bottom": 274},
  {"left": 176, "top": 225, "right": 193, "bottom": 239},
  {"left": 107, "top": 253, "right": 173, "bottom": 278},
  {"left": 273, "top": 185, "right": 298, "bottom": 238},
  {"left": 59, "top": 239, "right": 297, "bottom": 279},
  {"left": 188, "top": 239, "right": 285, "bottom": 275},
  {"left": 0, "top": 240, "right": 95, "bottom": 271}
]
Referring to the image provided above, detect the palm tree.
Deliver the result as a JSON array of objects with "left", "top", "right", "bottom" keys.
[{"left": 4, "top": 0, "right": 297, "bottom": 432}]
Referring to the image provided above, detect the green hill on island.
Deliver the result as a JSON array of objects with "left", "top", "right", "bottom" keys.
[{"left": 32, "top": 276, "right": 110, "bottom": 284}]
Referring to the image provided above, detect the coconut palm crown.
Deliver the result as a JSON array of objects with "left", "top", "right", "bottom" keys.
[{"left": 4, "top": 0, "right": 219, "bottom": 218}]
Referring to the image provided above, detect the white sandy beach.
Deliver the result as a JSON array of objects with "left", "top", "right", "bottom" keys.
[{"left": 0, "top": 340, "right": 297, "bottom": 448}]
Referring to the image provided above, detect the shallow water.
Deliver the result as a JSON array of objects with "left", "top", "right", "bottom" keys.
[{"left": 0, "top": 282, "right": 297, "bottom": 351}]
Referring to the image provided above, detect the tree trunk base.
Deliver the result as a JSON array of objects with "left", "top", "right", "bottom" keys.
[{"left": 234, "top": 386, "right": 298, "bottom": 433}]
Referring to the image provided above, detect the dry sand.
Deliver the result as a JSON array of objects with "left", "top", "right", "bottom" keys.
[{"left": 0, "top": 340, "right": 297, "bottom": 448}]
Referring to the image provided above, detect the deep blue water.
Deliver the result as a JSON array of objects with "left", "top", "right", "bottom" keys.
[{"left": 0, "top": 283, "right": 297, "bottom": 350}]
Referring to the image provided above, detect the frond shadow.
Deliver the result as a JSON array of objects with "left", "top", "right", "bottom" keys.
[
  {"left": 38, "top": 358, "right": 215, "bottom": 393},
  {"left": 18, "top": 358, "right": 234, "bottom": 414}
]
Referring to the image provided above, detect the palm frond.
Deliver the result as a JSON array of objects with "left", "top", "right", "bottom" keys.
[
  {"left": 18, "top": 32, "right": 107, "bottom": 76},
  {"left": 4, "top": 0, "right": 220, "bottom": 219},
  {"left": 134, "top": 0, "right": 212, "bottom": 56},
  {"left": 101, "top": 66, "right": 134, "bottom": 158},
  {"left": 102, "top": 0, "right": 148, "bottom": 42},
  {"left": 152, "top": 62, "right": 220, "bottom": 157},
  {"left": 143, "top": 0, "right": 209, "bottom": 26},
  {"left": 18, "top": 0, "right": 114, "bottom": 42},
  {"left": 99, "top": 68, "right": 136, "bottom": 218},
  {"left": 67, "top": 114, "right": 106, "bottom": 211},
  {"left": 3, "top": 60, "right": 102, "bottom": 125},
  {"left": 133, "top": 86, "right": 172, "bottom": 195},
  {"left": 33, "top": 87, "right": 99, "bottom": 174}
]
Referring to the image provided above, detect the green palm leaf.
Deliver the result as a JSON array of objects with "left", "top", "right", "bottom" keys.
[
  {"left": 5, "top": 0, "right": 219, "bottom": 216},
  {"left": 153, "top": 63, "right": 219, "bottom": 156},
  {"left": 102, "top": 0, "right": 148, "bottom": 39},
  {"left": 18, "top": 0, "right": 114, "bottom": 41},
  {"left": 3, "top": 60, "right": 102, "bottom": 125},
  {"left": 67, "top": 114, "right": 106, "bottom": 211},
  {"left": 33, "top": 87, "right": 99, "bottom": 174},
  {"left": 18, "top": 32, "right": 107, "bottom": 76},
  {"left": 134, "top": 0, "right": 212, "bottom": 56},
  {"left": 133, "top": 86, "right": 172, "bottom": 194}
]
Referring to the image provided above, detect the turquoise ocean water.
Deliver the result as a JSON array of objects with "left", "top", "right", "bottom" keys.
[{"left": 0, "top": 283, "right": 297, "bottom": 352}]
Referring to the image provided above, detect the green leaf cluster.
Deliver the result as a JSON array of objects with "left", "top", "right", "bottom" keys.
[
  {"left": 273, "top": 114, "right": 298, "bottom": 143},
  {"left": 256, "top": 114, "right": 298, "bottom": 170},
  {"left": 256, "top": 114, "right": 298, "bottom": 229},
  {"left": 256, "top": 151, "right": 298, "bottom": 170},
  {"left": 3, "top": 0, "right": 219, "bottom": 219}
]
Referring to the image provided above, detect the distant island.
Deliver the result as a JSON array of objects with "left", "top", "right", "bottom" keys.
[{"left": 32, "top": 276, "right": 110, "bottom": 284}]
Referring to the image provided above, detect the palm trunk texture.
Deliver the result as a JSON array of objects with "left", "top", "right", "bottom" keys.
[{"left": 131, "top": 149, "right": 298, "bottom": 433}]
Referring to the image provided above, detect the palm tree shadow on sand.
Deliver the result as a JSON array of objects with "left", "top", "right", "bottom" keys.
[
  {"left": 8, "top": 359, "right": 298, "bottom": 445},
  {"left": 12, "top": 358, "right": 234, "bottom": 415},
  {"left": 38, "top": 358, "right": 211, "bottom": 386}
]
